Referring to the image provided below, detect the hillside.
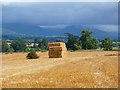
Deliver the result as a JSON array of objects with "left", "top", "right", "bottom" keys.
[{"left": 2, "top": 23, "right": 118, "bottom": 40}]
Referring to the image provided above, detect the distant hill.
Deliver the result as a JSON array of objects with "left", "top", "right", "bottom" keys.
[{"left": 2, "top": 23, "right": 118, "bottom": 40}]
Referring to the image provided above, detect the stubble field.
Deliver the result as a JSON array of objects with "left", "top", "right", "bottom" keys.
[{"left": 2, "top": 51, "right": 118, "bottom": 88}]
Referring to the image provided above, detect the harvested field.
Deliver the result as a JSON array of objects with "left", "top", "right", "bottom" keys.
[{"left": 2, "top": 51, "right": 118, "bottom": 88}]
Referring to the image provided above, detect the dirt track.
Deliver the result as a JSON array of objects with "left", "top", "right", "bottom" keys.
[{"left": 2, "top": 51, "right": 118, "bottom": 88}]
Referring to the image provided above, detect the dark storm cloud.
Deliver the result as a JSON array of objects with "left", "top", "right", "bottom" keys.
[{"left": 2, "top": 2, "right": 118, "bottom": 25}]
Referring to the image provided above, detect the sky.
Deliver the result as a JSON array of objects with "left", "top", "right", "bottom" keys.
[
  {"left": 1, "top": 1, "right": 118, "bottom": 32},
  {"left": 1, "top": 0, "right": 119, "bottom": 2}
]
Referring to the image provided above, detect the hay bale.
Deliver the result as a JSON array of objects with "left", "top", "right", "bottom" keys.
[
  {"left": 48, "top": 43, "right": 61, "bottom": 47},
  {"left": 48, "top": 42, "right": 67, "bottom": 58},
  {"left": 49, "top": 46, "right": 63, "bottom": 51}
]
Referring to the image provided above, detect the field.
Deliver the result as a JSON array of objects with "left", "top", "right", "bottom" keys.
[{"left": 2, "top": 51, "right": 118, "bottom": 88}]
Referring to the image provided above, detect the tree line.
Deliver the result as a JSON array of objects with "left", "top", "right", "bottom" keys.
[
  {"left": 2, "top": 38, "right": 48, "bottom": 53},
  {"left": 66, "top": 30, "right": 113, "bottom": 51},
  {"left": 2, "top": 30, "right": 115, "bottom": 53}
]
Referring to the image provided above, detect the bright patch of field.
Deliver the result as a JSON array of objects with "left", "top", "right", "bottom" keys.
[{"left": 2, "top": 51, "right": 118, "bottom": 88}]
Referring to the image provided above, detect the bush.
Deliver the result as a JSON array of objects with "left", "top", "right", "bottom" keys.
[
  {"left": 73, "top": 44, "right": 80, "bottom": 50},
  {"left": 11, "top": 39, "right": 26, "bottom": 52},
  {"left": 2, "top": 41, "right": 14, "bottom": 53},
  {"left": 26, "top": 51, "right": 39, "bottom": 59},
  {"left": 101, "top": 37, "right": 113, "bottom": 51}
]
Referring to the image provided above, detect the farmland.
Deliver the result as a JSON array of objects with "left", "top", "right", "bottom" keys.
[{"left": 2, "top": 51, "right": 118, "bottom": 88}]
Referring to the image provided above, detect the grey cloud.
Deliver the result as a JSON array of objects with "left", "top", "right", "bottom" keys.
[
  {"left": 2, "top": 2, "right": 118, "bottom": 25},
  {"left": 91, "top": 25, "right": 118, "bottom": 32}
]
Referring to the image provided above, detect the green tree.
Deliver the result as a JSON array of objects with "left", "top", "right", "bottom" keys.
[
  {"left": 65, "top": 33, "right": 80, "bottom": 50},
  {"left": 2, "top": 41, "right": 14, "bottom": 52},
  {"left": 101, "top": 37, "right": 113, "bottom": 51},
  {"left": 80, "top": 30, "right": 92, "bottom": 49},
  {"left": 34, "top": 38, "right": 40, "bottom": 48},
  {"left": 38, "top": 38, "right": 48, "bottom": 50},
  {"left": 80, "top": 30, "right": 99, "bottom": 49},
  {"left": 11, "top": 39, "right": 26, "bottom": 52},
  {"left": 91, "top": 37, "right": 99, "bottom": 49}
]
